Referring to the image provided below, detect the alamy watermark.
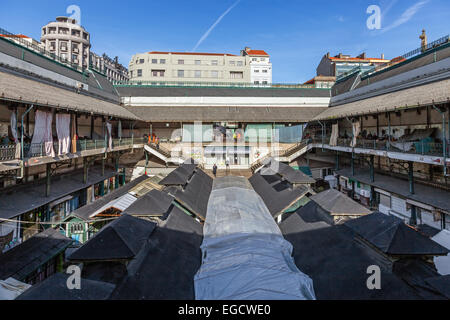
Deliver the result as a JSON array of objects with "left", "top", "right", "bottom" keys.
[
  {"left": 366, "top": 5, "right": 381, "bottom": 30},
  {"left": 366, "top": 265, "right": 381, "bottom": 290},
  {"left": 67, "top": 5, "right": 82, "bottom": 26},
  {"left": 66, "top": 265, "right": 81, "bottom": 290}
]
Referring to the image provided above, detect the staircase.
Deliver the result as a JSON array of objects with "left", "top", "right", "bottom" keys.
[
  {"left": 144, "top": 143, "right": 184, "bottom": 165},
  {"left": 250, "top": 141, "right": 310, "bottom": 173}
]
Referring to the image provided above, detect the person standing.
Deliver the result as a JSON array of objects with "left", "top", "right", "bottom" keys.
[
  {"left": 212, "top": 163, "right": 217, "bottom": 178},
  {"left": 225, "top": 160, "right": 230, "bottom": 175}
]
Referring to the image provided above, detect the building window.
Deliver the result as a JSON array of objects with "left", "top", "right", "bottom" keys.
[
  {"left": 130, "top": 71, "right": 133, "bottom": 77},
  {"left": 152, "top": 70, "right": 165, "bottom": 77},
  {"left": 229, "top": 61, "right": 235, "bottom": 66},
  {"left": 262, "top": 81, "right": 268, "bottom": 85},
  {"left": 211, "top": 60, "right": 218, "bottom": 66},
  {"left": 151, "top": 59, "right": 157, "bottom": 64},
  {"left": 178, "top": 70, "right": 184, "bottom": 77},
  {"left": 211, "top": 71, "right": 218, "bottom": 78},
  {"left": 237, "top": 61, "right": 243, "bottom": 67},
  {"left": 160, "top": 59, "right": 166, "bottom": 64},
  {"left": 254, "top": 69, "right": 260, "bottom": 73},
  {"left": 178, "top": 59, "right": 184, "bottom": 65},
  {"left": 137, "top": 69, "right": 142, "bottom": 77},
  {"left": 195, "top": 70, "right": 201, "bottom": 78},
  {"left": 254, "top": 81, "right": 259, "bottom": 84},
  {"left": 262, "top": 69, "right": 268, "bottom": 73},
  {"left": 230, "top": 71, "right": 243, "bottom": 79},
  {"left": 139, "top": 59, "right": 145, "bottom": 64},
  {"left": 252, "top": 58, "right": 257, "bottom": 61},
  {"left": 195, "top": 60, "right": 201, "bottom": 65}
]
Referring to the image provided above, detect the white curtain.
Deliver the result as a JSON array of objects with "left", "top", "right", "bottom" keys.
[
  {"left": 351, "top": 121, "right": 361, "bottom": 148},
  {"left": 330, "top": 123, "right": 339, "bottom": 146},
  {"left": 10, "top": 111, "right": 21, "bottom": 159},
  {"left": 118, "top": 120, "right": 122, "bottom": 139},
  {"left": 31, "top": 110, "right": 55, "bottom": 157},
  {"left": 106, "top": 122, "right": 112, "bottom": 151},
  {"left": 56, "top": 113, "right": 71, "bottom": 155}
]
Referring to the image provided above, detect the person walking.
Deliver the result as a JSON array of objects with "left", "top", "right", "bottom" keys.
[
  {"left": 212, "top": 163, "right": 217, "bottom": 178},
  {"left": 225, "top": 160, "right": 230, "bottom": 175}
]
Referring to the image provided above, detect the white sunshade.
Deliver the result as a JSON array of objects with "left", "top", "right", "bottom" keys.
[{"left": 90, "top": 193, "right": 138, "bottom": 218}]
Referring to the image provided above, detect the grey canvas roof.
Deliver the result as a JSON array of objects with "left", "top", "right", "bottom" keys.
[
  {"left": 68, "top": 175, "right": 149, "bottom": 221},
  {"left": 125, "top": 105, "right": 327, "bottom": 122},
  {"left": 165, "top": 168, "right": 213, "bottom": 220},
  {"left": 0, "top": 70, "right": 139, "bottom": 120},
  {"left": 16, "top": 272, "right": 115, "bottom": 300},
  {"left": 309, "top": 189, "right": 372, "bottom": 216},
  {"left": 68, "top": 214, "right": 157, "bottom": 262},
  {"left": 249, "top": 172, "right": 310, "bottom": 218},
  {"left": 0, "top": 228, "right": 72, "bottom": 281},
  {"left": 345, "top": 212, "right": 449, "bottom": 256},
  {"left": 158, "top": 164, "right": 197, "bottom": 186},
  {"left": 116, "top": 85, "right": 331, "bottom": 98},
  {"left": 0, "top": 167, "right": 116, "bottom": 220},
  {"left": 110, "top": 206, "right": 203, "bottom": 300},
  {"left": 122, "top": 189, "right": 175, "bottom": 217}
]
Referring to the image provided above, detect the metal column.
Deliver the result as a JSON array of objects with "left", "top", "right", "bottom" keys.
[
  {"left": 369, "top": 155, "right": 374, "bottom": 183},
  {"left": 335, "top": 151, "right": 340, "bottom": 171},
  {"left": 410, "top": 205, "right": 417, "bottom": 226},
  {"left": 408, "top": 161, "right": 415, "bottom": 194},
  {"left": 46, "top": 163, "right": 51, "bottom": 197}
]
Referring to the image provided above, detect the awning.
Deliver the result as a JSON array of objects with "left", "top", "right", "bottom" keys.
[{"left": 89, "top": 193, "right": 137, "bottom": 218}]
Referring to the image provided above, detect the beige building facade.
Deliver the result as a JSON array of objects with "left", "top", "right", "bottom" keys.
[{"left": 128, "top": 48, "right": 271, "bottom": 84}]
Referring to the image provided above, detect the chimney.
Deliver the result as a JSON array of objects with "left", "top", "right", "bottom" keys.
[
  {"left": 381, "top": 53, "right": 385, "bottom": 60},
  {"left": 326, "top": 52, "right": 330, "bottom": 59}
]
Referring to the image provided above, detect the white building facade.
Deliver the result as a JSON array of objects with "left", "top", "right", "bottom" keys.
[{"left": 241, "top": 48, "right": 272, "bottom": 85}]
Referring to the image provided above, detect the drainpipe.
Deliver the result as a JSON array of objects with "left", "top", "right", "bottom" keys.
[
  {"left": 387, "top": 112, "right": 391, "bottom": 151},
  {"left": 432, "top": 105, "right": 447, "bottom": 176}
]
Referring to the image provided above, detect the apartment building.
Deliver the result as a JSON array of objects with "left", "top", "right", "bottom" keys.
[
  {"left": 128, "top": 47, "right": 272, "bottom": 84},
  {"left": 90, "top": 52, "right": 129, "bottom": 83},
  {"left": 41, "top": 16, "right": 91, "bottom": 69},
  {"left": 316, "top": 52, "right": 390, "bottom": 77}
]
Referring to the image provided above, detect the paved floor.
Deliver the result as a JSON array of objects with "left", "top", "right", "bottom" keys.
[{"left": 204, "top": 169, "right": 253, "bottom": 179}]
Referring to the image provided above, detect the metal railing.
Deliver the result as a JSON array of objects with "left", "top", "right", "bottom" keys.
[
  {"left": 113, "top": 80, "right": 322, "bottom": 89},
  {"left": 310, "top": 136, "right": 450, "bottom": 157},
  {"left": 0, "top": 137, "right": 145, "bottom": 161}
]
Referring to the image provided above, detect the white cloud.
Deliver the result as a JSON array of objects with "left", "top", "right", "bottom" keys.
[
  {"left": 192, "top": 0, "right": 241, "bottom": 52},
  {"left": 381, "top": 0, "right": 429, "bottom": 33}
]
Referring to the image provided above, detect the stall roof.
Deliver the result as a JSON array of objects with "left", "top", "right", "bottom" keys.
[
  {"left": 249, "top": 172, "right": 310, "bottom": 218},
  {"left": 0, "top": 70, "right": 140, "bottom": 120},
  {"left": 89, "top": 193, "right": 137, "bottom": 218},
  {"left": 0, "top": 228, "right": 72, "bottom": 281},
  {"left": 123, "top": 189, "right": 175, "bottom": 218},
  {"left": 310, "top": 189, "right": 372, "bottom": 216},
  {"left": 68, "top": 175, "right": 149, "bottom": 221},
  {"left": 165, "top": 168, "right": 213, "bottom": 220},
  {"left": 432, "top": 230, "right": 450, "bottom": 276},
  {"left": 313, "top": 78, "right": 450, "bottom": 121},
  {"left": 68, "top": 214, "right": 156, "bottom": 262},
  {"left": 345, "top": 212, "right": 449, "bottom": 256},
  {"left": 158, "top": 164, "right": 197, "bottom": 186},
  {"left": 260, "top": 158, "right": 316, "bottom": 184},
  {"left": 16, "top": 273, "right": 115, "bottom": 300},
  {"left": 279, "top": 203, "right": 424, "bottom": 299},
  {"left": 110, "top": 206, "right": 203, "bottom": 300}
]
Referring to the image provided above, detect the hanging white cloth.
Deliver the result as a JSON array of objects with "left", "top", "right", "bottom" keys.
[
  {"left": 10, "top": 111, "right": 21, "bottom": 159},
  {"left": 31, "top": 110, "right": 55, "bottom": 157},
  {"left": 106, "top": 122, "right": 112, "bottom": 151},
  {"left": 330, "top": 123, "right": 339, "bottom": 146},
  {"left": 56, "top": 113, "right": 71, "bottom": 155},
  {"left": 351, "top": 121, "right": 361, "bottom": 148},
  {"left": 118, "top": 120, "right": 122, "bottom": 140}
]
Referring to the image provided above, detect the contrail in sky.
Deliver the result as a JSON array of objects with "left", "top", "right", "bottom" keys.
[
  {"left": 381, "top": 0, "right": 429, "bottom": 33},
  {"left": 192, "top": 0, "right": 241, "bottom": 52}
]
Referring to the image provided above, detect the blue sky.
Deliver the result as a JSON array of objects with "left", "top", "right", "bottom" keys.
[{"left": 1, "top": 0, "right": 449, "bottom": 83}]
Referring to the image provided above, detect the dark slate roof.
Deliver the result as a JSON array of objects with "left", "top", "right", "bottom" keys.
[
  {"left": 424, "top": 275, "right": 450, "bottom": 299},
  {"left": 159, "top": 164, "right": 197, "bottom": 186},
  {"left": 260, "top": 158, "right": 316, "bottom": 184},
  {"left": 68, "top": 214, "right": 156, "bottom": 262},
  {"left": 249, "top": 172, "right": 309, "bottom": 218},
  {"left": 125, "top": 106, "right": 328, "bottom": 123},
  {"left": 116, "top": 85, "right": 331, "bottom": 98},
  {"left": 122, "top": 189, "right": 175, "bottom": 218},
  {"left": 165, "top": 169, "right": 213, "bottom": 220},
  {"left": 279, "top": 204, "right": 422, "bottom": 299},
  {"left": 16, "top": 273, "right": 115, "bottom": 300},
  {"left": 345, "top": 212, "right": 449, "bottom": 256},
  {"left": 110, "top": 207, "right": 203, "bottom": 300},
  {"left": 309, "top": 189, "right": 372, "bottom": 216},
  {"left": 0, "top": 228, "right": 72, "bottom": 281},
  {"left": 0, "top": 167, "right": 116, "bottom": 220},
  {"left": 68, "top": 175, "right": 149, "bottom": 221}
]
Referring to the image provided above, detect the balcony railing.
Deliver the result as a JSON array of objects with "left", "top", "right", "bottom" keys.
[
  {"left": 310, "top": 136, "right": 450, "bottom": 158},
  {"left": 0, "top": 138, "right": 145, "bottom": 162}
]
